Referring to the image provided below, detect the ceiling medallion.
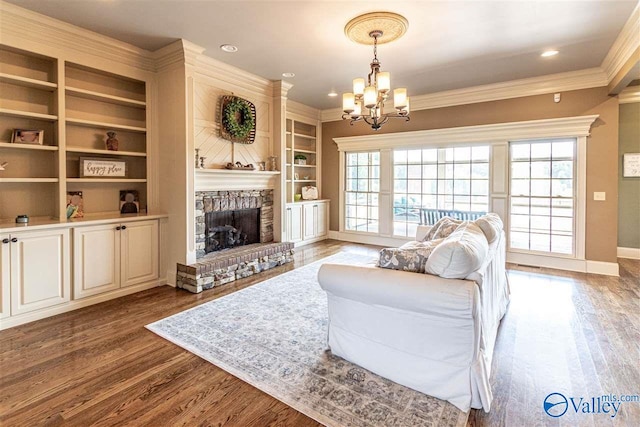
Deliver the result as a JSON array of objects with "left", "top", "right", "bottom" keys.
[{"left": 342, "top": 12, "right": 410, "bottom": 131}]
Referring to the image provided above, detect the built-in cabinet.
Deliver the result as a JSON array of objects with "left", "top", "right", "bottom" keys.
[
  {"left": 73, "top": 219, "right": 158, "bottom": 299},
  {"left": 285, "top": 200, "right": 329, "bottom": 244},
  {"left": 0, "top": 217, "right": 162, "bottom": 330},
  {"left": 0, "top": 228, "right": 70, "bottom": 318},
  {"left": 0, "top": 44, "right": 152, "bottom": 222}
]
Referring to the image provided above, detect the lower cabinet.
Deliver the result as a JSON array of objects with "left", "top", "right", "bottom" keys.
[
  {"left": 74, "top": 219, "right": 159, "bottom": 299},
  {"left": 285, "top": 200, "right": 329, "bottom": 245},
  {"left": 0, "top": 217, "right": 163, "bottom": 330},
  {"left": 0, "top": 228, "right": 71, "bottom": 318}
]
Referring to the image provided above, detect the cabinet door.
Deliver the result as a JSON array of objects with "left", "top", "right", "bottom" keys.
[
  {"left": 303, "top": 204, "right": 317, "bottom": 240},
  {"left": 73, "top": 224, "right": 120, "bottom": 299},
  {"left": 317, "top": 202, "right": 328, "bottom": 237},
  {"left": 287, "top": 205, "right": 303, "bottom": 242},
  {"left": 120, "top": 220, "right": 159, "bottom": 288},
  {"left": 10, "top": 228, "right": 70, "bottom": 316},
  {"left": 0, "top": 235, "right": 10, "bottom": 319}
]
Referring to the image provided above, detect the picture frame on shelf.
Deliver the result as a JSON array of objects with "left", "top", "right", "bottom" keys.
[
  {"left": 120, "top": 190, "right": 140, "bottom": 214},
  {"left": 66, "top": 191, "right": 84, "bottom": 219},
  {"left": 11, "top": 129, "right": 44, "bottom": 145},
  {"left": 79, "top": 157, "right": 127, "bottom": 178}
]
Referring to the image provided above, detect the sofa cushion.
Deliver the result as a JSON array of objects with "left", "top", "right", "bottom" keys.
[
  {"left": 473, "top": 213, "right": 503, "bottom": 244},
  {"left": 378, "top": 239, "right": 443, "bottom": 273},
  {"left": 423, "top": 217, "right": 463, "bottom": 241},
  {"left": 425, "top": 222, "right": 489, "bottom": 279}
]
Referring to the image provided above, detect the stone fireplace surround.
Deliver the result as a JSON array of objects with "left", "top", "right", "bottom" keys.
[{"left": 177, "top": 189, "right": 294, "bottom": 293}]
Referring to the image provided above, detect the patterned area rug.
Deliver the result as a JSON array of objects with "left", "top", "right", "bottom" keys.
[{"left": 147, "top": 252, "right": 468, "bottom": 427}]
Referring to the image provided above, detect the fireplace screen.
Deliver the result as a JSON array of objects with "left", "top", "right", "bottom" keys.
[{"left": 205, "top": 208, "right": 261, "bottom": 253}]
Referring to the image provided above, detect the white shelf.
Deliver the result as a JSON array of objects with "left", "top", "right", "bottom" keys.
[
  {"left": 0, "top": 177, "right": 59, "bottom": 183},
  {"left": 0, "top": 108, "right": 58, "bottom": 121},
  {"left": 0, "top": 142, "right": 58, "bottom": 151},
  {"left": 293, "top": 133, "right": 316, "bottom": 140},
  {"left": 66, "top": 118, "right": 146, "bottom": 133},
  {"left": 66, "top": 147, "right": 147, "bottom": 157},
  {"left": 67, "top": 178, "right": 147, "bottom": 183},
  {"left": 291, "top": 164, "right": 316, "bottom": 168},
  {"left": 0, "top": 73, "right": 57, "bottom": 91},
  {"left": 66, "top": 86, "right": 146, "bottom": 108},
  {"left": 294, "top": 179, "right": 316, "bottom": 183},
  {"left": 293, "top": 148, "right": 316, "bottom": 154}
]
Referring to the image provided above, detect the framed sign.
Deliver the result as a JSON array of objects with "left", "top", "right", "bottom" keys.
[
  {"left": 79, "top": 157, "right": 127, "bottom": 178},
  {"left": 623, "top": 153, "right": 640, "bottom": 178}
]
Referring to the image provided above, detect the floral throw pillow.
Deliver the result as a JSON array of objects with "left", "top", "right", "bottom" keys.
[
  {"left": 378, "top": 239, "right": 443, "bottom": 273},
  {"left": 423, "top": 217, "right": 463, "bottom": 241}
]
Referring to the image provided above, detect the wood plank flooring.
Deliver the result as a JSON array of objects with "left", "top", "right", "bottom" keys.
[{"left": 1, "top": 240, "right": 638, "bottom": 426}]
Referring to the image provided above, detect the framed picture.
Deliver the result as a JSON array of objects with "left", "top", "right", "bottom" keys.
[
  {"left": 12, "top": 129, "right": 44, "bottom": 145},
  {"left": 66, "top": 191, "right": 84, "bottom": 219},
  {"left": 79, "top": 157, "right": 127, "bottom": 178},
  {"left": 623, "top": 153, "right": 640, "bottom": 178},
  {"left": 119, "top": 190, "right": 140, "bottom": 214}
]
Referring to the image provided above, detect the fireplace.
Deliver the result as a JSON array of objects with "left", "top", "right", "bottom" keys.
[
  {"left": 205, "top": 208, "right": 261, "bottom": 253},
  {"left": 195, "top": 190, "right": 274, "bottom": 259}
]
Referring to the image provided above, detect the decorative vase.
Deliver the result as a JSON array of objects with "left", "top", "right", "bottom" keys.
[
  {"left": 294, "top": 194, "right": 302, "bottom": 201},
  {"left": 106, "top": 131, "right": 119, "bottom": 151}
]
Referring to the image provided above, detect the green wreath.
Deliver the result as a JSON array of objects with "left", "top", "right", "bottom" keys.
[{"left": 222, "top": 98, "right": 255, "bottom": 140}]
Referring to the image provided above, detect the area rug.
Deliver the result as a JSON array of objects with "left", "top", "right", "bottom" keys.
[{"left": 147, "top": 252, "right": 468, "bottom": 427}]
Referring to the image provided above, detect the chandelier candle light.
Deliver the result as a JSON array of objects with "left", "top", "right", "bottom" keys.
[{"left": 342, "top": 12, "right": 410, "bottom": 130}]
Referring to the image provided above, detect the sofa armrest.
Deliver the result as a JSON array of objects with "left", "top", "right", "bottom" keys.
[
  {"left": 416, "top": 225, "right": 432, "bottom": 241},
  {"left": 318, "top": 263, "right": 478, "bottom": 319}
]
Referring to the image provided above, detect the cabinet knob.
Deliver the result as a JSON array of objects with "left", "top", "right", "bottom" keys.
[
  {"left": 121, "top": 225, "right": 127, "bottom": 230},
  {"left": 116, "top": 226, "right": 121, "bottom": 231},
  {"left": 11, "top": 238, "right": 18, "bottom": 243},
  {"left": 2, "top": 238, "right": 9, "bottom": 244}
]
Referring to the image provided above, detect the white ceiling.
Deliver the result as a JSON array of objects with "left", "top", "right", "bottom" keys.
[{"left": 6, "top": 0, "right": 638, "bottom": 109}]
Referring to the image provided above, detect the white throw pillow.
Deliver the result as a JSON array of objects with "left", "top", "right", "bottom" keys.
[
  {"left": 425, "top": 222, "right": 489, "bottom": 279},
  {"left": 473, "top": 213, "right": 503, "bottom": 244}
]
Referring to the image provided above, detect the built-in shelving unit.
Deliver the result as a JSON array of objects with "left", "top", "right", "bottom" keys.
[
  {"left": 0, "top": 44, "right": 151, "bottom": 221},
  {"left": 284, "top": 118, "right": 320, "bottom": 203}
]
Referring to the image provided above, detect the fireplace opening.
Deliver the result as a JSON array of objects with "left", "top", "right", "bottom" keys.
[{"left": 205, "top": 208, "right": 261, "bottom": 254}]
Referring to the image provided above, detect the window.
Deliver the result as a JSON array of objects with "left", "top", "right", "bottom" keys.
[
  {"left": 345, "top": 151, "right": 380, "bottom": 233},
  {"left": 509, "top": 139, "right": 576, "bottom": 255},
  {"left": 393, "top": 146, "right": 490, "bottom": 236}
]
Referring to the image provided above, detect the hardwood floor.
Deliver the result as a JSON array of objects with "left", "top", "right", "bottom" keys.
[{"left": 1, "top": 240, "right": 638, "bottom": 426}]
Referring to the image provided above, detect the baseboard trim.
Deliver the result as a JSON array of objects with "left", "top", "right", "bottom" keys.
[
  {"left": 586, "top": 260, "right": 620, "bottom": 276},
  {"left": 617, "top": 246, "right": 640, "bottom": 259},
  {"left": 507, "top": 252, "right": 619, "bottom": 277}
]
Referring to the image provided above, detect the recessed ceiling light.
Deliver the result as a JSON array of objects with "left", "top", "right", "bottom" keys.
[
  {"left": 541, "top": 50, "right": 559, "bottom": 57},
  {"left": 328, "top": 91, "right": 338, "bottom": 97},
  {"left": 282, "top": 72, "right": 295, "bottom": 78},
  {"left": 220, "top": 44, "right": 238, "bottom": 53}
]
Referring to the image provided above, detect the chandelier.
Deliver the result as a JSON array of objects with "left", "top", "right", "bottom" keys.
[{"left": 341, "top": 12, "right": 410, "bottom": 131}]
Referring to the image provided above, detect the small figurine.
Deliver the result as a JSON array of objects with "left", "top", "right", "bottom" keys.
[
  {"left": 0, "top": 161, "right": 7, "bottom": 171},
  {"left": 106, "top": 131, "right": 119, "bottom": 151},
  {"left": 199, "top": 156, "right": 206, "bottom": 169}
]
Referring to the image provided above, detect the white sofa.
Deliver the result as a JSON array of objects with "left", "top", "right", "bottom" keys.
[{"left": 317, "top": 223, "right": 510, "bottom": 412}]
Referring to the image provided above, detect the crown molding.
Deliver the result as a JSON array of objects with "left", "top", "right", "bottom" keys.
[
  {"left": 321, "top": 67, "right": 607, "bottom": 122},
  {"left": 273, "top": 80, "right": 294, "bottom": 98},
  {"left": 0, "top": 0, "right": 155, "bottom": 73},
  {"left": 287, "top": 99, "right": 321, "bottom": 121},
  {"left": 333, "top": 115, "right": 599, "bottom": 151},
  {"left": 601, "top": 2, "right": 640, "bottom": 82},
  {"left": 619, "top": 85, "right": 640, "bottom": 104}
]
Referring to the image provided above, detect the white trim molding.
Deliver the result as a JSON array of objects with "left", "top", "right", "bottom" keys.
[
  {"left": 321, "top": 68, "right": 608, "bottom": 122},
  {"left": 333, "top": 115, "right": 599, "bottom": 152},
  {"left": 619, "top": 85, "right": 640, "bottom": 104},
  {"left": 601, "top": 2, "right": 640, "bottom": 83},
  {"left": 507, "top": 252, "right": 619, "bottom": 277},
  {"left": 195, "top": 169, "right": 281, "bottom": 191},
  {"left": 618, "top": 247, "right": 640, "bottom": 259}
]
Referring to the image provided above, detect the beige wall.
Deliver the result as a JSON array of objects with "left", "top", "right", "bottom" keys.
[
  {"left": 618, "top": 102, "right": 640, "bottom": 249},
  {"left": 322, "top": 87, "right": 619, "bottom": 263}
]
